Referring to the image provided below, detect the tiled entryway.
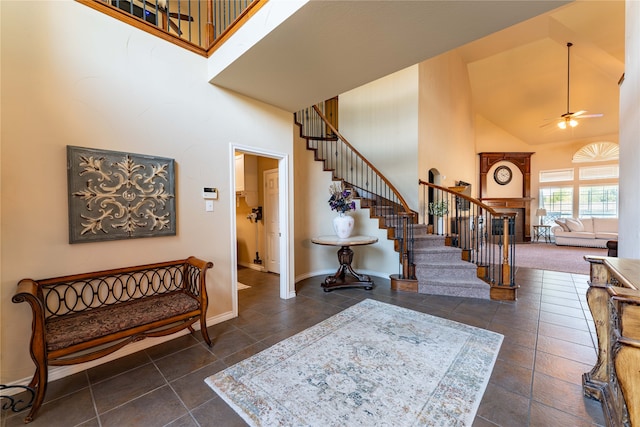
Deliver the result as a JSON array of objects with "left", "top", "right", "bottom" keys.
[{"left": 2, "top": 267, "right": 606, "bottom": 426}]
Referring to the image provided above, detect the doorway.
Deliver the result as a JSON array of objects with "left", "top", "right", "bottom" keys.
[{"left": 231, "top": 144, "right": 292, "bottom": 317}]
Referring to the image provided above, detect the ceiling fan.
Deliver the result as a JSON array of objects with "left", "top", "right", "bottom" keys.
[{"left": 542, "top": 42, "right": 603, "bottom": 129}]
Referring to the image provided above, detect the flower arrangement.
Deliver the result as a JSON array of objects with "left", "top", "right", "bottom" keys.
[{"left": 328, "top": 182, "right": 356, "bottom": 214}]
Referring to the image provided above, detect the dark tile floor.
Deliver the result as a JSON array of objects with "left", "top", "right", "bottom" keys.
[{"left": 3, "top": 267, "right": 606, "bottom": 426}]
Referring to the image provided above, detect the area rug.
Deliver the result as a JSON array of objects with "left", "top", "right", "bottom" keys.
[
  {"left": 514, "top": 243, "right": 607, "bottom": 275},
  {"left": 205, "top": 299, "right": 503, "bottom": 426}
]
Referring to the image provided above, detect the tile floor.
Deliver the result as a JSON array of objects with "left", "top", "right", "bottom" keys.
[{"left": 2, "top": 266, "right": 606, "bottom": 426}]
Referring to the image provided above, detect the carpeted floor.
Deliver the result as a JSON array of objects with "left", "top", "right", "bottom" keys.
[
  {"left": 206, "top": 299, "right": 503, "bottom": 427},
  {"left": 514, "top": 243, "right": 607, "bottom": 274}
]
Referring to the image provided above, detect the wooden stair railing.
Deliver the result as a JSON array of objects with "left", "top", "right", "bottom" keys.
[
  {"left": 76, "top": 0, "right": 266, "bottom": 57},
  {"left": 419, "top": 180, "right": 518, "bottom": 299},
  {"left": 295, "top": 103, "right": 418, "bottom": 285}
]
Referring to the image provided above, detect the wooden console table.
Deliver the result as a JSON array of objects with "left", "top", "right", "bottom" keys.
[
  {"left": 311, "top": 235, "right": 378, "bottom": 291},
  {"left": 583, "top": 256, "right": 640, "bottom": 427}
]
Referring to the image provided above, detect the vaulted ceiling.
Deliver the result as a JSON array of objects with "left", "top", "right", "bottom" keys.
[
  {"left": 210, "top": 0, "right": 624, "bottom": 146},
  {"left": 458, "top": 0, "right": 624, "bottom": 145}
]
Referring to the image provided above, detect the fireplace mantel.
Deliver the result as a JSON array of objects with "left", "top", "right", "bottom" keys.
[
  {"left": 479, "top": 197, "right": 533, "bottom": 208},
  {"left": 478, "top": 153, "right": 534, "bottom": 242},
  {"left": 480, "top": 197, "right": 533, "bottom": 242}
]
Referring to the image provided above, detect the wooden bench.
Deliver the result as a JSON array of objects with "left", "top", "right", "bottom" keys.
[{"left": 12, "top": 256, "right": 213, "bottom": 423}]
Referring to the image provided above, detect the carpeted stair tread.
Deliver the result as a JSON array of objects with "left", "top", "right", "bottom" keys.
[
  {"left": 414, "top": 259, "right": 478, "bottom": 268},
  {"left": 413, "top": 246, "right": 463, "bottom": 254},
  {"left": 419, "top": 283, "right": 490, "bottom": 299},
  {"left": 421, "top": 277, "right": 488, "bottom": 287},
  {"left": 418, "top": 276, "right": 490, "bottom": 300},
  {"left": 410, "top": 236, "right": 448, "bottom": 248}
]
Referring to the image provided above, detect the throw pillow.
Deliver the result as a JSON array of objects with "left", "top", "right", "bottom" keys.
[
  {"left": 554, "top": 219, "right": 570, "bottom": 232},
  {"left": 565, "top": 218, "right": 585, "bottom": 232}
]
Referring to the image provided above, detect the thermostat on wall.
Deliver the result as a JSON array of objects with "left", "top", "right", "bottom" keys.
[{"left": 202, "top": 187, "right": 218, "bottom": 199}]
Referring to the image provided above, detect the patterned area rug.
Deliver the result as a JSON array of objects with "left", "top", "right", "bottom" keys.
[{"left": 205, "top": 299, "right": 503, "bottom": 426}]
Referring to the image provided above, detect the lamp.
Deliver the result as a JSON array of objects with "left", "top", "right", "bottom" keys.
[
  {"left": 557, "top": 117, "right": 578, "bottom": 129},
  {"left": 536, "top": 208, "right": 547, "bottom": 225}
]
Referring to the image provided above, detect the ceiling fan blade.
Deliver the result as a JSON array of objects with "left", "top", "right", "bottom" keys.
[
  {"left": 577, "top": 113, "right": 604, "bottom": 119},
  {"left": 539, "top": 121, "right": 557, "bottom": 128},
  {"left": 572, "top": 110, "right": 587, "bottom": 117}
]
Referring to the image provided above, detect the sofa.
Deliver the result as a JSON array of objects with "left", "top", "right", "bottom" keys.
[{"left": 551, "top": 217, "right": 618, "bottom": 248}]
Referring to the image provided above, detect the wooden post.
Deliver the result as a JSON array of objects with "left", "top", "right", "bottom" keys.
[
  {"left": 501, "top": 216, "right": 510, "bottom": 284},
  {"left": 582, "top": 256, "right": 640, "bottom": 427},
  {"left": 206, "top": 0, "right": 215, "bottom": 46}
]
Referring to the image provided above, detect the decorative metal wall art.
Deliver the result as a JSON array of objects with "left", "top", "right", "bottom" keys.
[{"left": 67, "top": 146, "right": 176, "bottom": 244}]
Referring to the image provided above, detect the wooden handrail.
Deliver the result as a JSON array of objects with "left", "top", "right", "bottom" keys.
[
  {"left": 314, "top": 105, "right": 413, "bottom": 215},
  {"left": 418, "top": 179, "right": 517, "bottom": 219}
]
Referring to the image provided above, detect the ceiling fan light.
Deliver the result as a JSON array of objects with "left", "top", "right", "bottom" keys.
[
  {"left": 569, "top": 119, "right": 578, "bottom": 127},
  {"left": 558, "top": 121, "right": 567, "bottom": 129}
]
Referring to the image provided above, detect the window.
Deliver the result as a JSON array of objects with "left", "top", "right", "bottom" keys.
[
  {"left": 579, "top": 165, "right": 619, "bottom": 180},
  {"left": 579, "top": 185, "right": 618, "bottom": 217},
  {"left": 539, "top": 169, "right": 574, "bottom": 183},
  {"left": 572, "top": 142, "right": 619, "bottom": 163},
  {"left": 539, "top": 187, "right": 573, "bottom": 221}
]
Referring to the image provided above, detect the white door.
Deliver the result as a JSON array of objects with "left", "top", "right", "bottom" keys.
[{"left": 264, "top": 168, "right": 280, "bottom": 274}]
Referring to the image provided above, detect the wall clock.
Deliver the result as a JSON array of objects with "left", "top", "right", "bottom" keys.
[{"left": 494, "top": 165, "right": 513, "bottom": 185}]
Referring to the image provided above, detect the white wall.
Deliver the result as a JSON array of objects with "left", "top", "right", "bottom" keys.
[
  {"left": 418, "top": 51, "right": 477, "bottom": 219},
  {"left": 619, "top": 0, "right": 640, "bottom": 258},
  {"left": 334, "top": 51, "right": 477, "bottom": 246},
  {"left": 339, "top": 66, "right": 420, "bottom": 209},
  {"left": 1, "top": 1, "right": 293, "bottom": 384}
]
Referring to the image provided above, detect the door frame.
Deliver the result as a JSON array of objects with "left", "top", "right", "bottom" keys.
[{"left": 230, "top": 144, "right": 293, "bottom": 315}]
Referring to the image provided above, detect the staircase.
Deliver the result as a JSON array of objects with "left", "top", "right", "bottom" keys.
[
  {"left": 376, "top": 210, "right": 491, "bottom": 299},
  {"left": 295, "top": 103, "right": 516, "bottom": 300},
  {"left": 412, "top": 231, "right": 491, "bottom": 299}
]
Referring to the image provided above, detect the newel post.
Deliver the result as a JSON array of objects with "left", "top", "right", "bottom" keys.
[{"left": 501, "top": 216, "right": 511, "bottom": 284}]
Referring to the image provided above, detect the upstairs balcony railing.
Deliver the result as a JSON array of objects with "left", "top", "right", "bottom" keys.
[
  {"left": 77, "top": 0, "right": 264, "bottom": 56},
  {"left": 419, "top": 180, "right": 517, "bottom": 290}
]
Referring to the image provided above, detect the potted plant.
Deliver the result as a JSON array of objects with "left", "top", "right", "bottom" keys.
[{"left": 428, "top": 200, "right": 449, "bottom": 234}]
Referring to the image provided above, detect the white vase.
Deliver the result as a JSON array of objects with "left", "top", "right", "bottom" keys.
[{"left": 333, "top": 213, "right": 355, "bottom": 239}]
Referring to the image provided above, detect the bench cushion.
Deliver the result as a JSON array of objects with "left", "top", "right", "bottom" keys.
[{"left": 46, "top": 291, "right": 199, "bottom": 352}]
